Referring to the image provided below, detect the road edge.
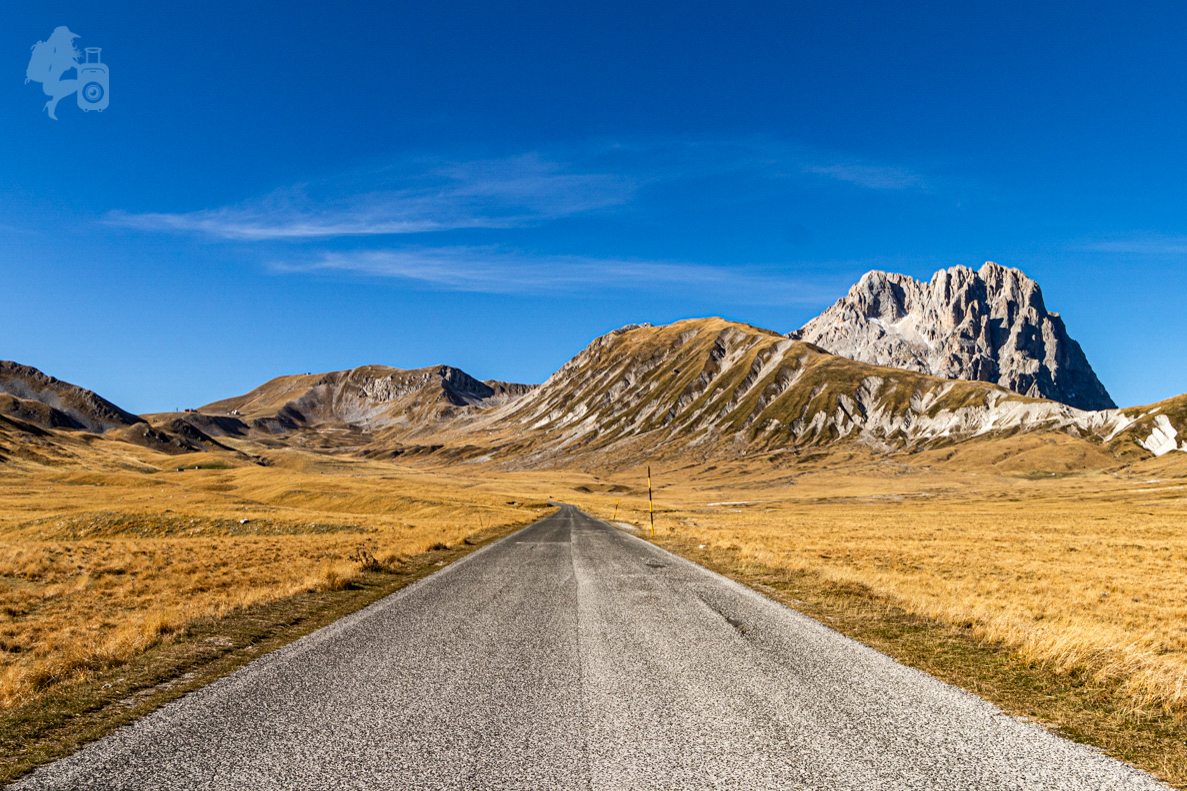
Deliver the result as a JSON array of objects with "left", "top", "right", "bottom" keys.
[
  {"left": 599, "top": 515, "right": 1183, "bottom": 789},
  {"left": 0, "top": 514, "right": 549, "bottom": 787}
]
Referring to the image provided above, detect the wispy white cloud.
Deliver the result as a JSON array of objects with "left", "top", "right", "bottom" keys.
[
  {"left": 270, "top": 246, "right": 831, "bottom": 304},
  {"left": 580, "top": 139, "right": 937, "bottom": 193},
  {"left": 106, "top": 142, "right": 939, "bottom": 242},
  {"left": 106, "top": 154, "right": 636, "bottom": 241},
  {"left": 1078, "top": 234, "right": 1187, "bottom": 255},
  {"left": 804, "top": 162, "right": 930, "bottom": 191},
  {"left": 107, "top": 203, "right": 454, "bottom": 240}
]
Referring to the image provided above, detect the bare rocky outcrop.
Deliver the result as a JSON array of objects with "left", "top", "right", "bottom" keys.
[
  {"left": 789, "top": 262, "right": 1116, "bottom": 411},
  {"left": 484, "top": 380, "right": 537, "bottom": 400}
]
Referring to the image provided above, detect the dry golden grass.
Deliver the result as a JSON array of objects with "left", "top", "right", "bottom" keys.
[
  {"left": 0, "top": 444, "right": 551, "bottom": 710},
  {"left": 560, "top": 438, "right": 1187, "bottom": 718},
  {"left": 8, "top": 422, "right": 1187, "bottom": 739}
]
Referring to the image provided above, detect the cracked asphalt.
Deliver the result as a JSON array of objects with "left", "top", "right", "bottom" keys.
[{"left": 10, "top": 505, "right": 1167, "bottom": 789}]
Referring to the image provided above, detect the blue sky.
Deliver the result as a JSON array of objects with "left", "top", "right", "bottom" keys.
[{"left": 3, "top": 1, "right": 1187, "bottom": 412}]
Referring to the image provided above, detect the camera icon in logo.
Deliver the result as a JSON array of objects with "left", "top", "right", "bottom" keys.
[{"left": 77, "top": 47, "right": 108, "bottom": 112}]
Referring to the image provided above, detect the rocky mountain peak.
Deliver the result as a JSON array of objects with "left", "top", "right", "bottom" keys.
[
  {"left": 200, "top": 364, "right": 536, "bottom": 436},
  {"left": 0, "top": 361, "right": 145, "bottom": 433},
  {"left": 790, "top": 262, "right": 1116, "bottom": 411}
]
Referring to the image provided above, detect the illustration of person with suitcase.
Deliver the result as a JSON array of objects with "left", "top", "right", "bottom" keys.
[{"left": 25, "top": 26, "right": 108, "bottom": 120}]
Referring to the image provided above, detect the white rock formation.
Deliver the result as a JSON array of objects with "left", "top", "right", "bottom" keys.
[
  {"left": 790, "top": 262, "right": 1116, "bottom": 411},
  {"left": 1138, "top": 414, "right": 1187, "bottom": 456}
]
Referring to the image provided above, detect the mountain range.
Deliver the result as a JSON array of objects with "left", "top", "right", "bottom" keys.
[{"left": 1, "top": 263, "right": 1183, "bottom": 470}]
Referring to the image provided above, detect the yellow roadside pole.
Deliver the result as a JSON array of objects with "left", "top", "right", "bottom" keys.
[
  {"left": 612, "top": 499, "right": 620, "bottom": 520},
  {"left": 648, "top": 466, "right": 655, "bottom": 537}
]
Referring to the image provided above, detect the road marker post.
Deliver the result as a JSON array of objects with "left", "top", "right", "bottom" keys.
[
  {"left": 648, "top": 467, "right": 654, "bottom": 537},
  {"left": 613, "top": 499, "right": 619, "bottom": 520}
]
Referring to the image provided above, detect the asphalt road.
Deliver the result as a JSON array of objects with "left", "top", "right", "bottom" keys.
[{"left": 12, "top": 505, "right": 1166, "bottom": 790}]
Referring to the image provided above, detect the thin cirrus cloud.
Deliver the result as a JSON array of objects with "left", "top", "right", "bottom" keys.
[
  {"left": 1078, "top": 234, "right": 1187, "bottom": 255},
  {"left": 104, "top": 144, "right": 937, "bottom": 242},
  {"left": 105, "top": 154, "right": 638, "bottom": 241},
  {"left": 803, "top": 163, "right": 930, "bottom": 191},
  {"left": 270, "top": 247, "right": 832, "bottom": 305}
]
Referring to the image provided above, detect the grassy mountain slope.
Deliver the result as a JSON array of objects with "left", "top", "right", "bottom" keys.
[
  {"left": 200, "top": 365, "right": 533, "bottom": 439},
  {"left": 452, "top": 318, "right": 1134, "bottom": 468}
]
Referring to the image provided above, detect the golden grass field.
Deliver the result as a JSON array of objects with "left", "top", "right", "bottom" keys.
[
  {"left": 5, "top": 428, "right": 1187, "bottom": 739},
  {"left": 0, "top": 445, "right": 551, "bottom": 711},
  {"left": 571, "top": 435, "right": 1187, "bottom": 719}
]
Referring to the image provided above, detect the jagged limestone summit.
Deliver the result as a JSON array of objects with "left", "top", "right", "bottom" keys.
[{"left": 790, "top": 262, "right": 1116, "bottom": 411}]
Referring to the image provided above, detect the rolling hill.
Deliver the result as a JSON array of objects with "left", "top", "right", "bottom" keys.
[
  {"left": 202, "top": 365, "right": 532, "bottom": 428},
  {"left": 0, "top": 361, "right": 144, "bottom": 433}
]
